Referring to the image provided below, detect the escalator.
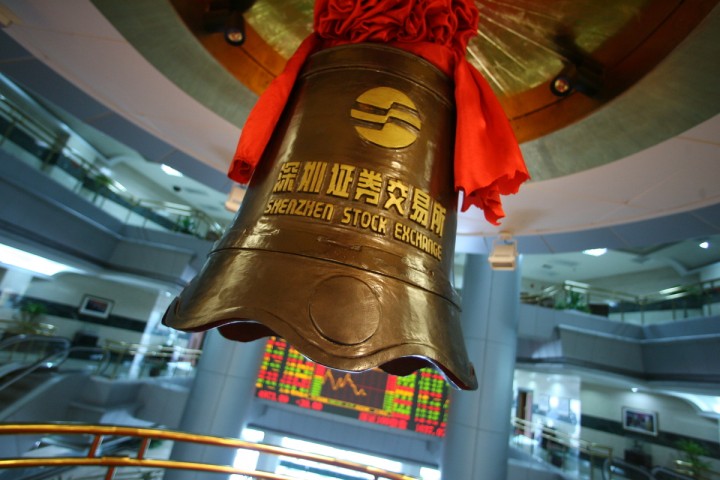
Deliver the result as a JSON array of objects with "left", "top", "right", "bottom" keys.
[
  {"left": 0, "top": 335, "right": 109, "bottom": 418},
  {"left": 604, "top": 458, "right": 695, "bottom": 480},
  {"left": 0, "top": 335, "right": 151, "bottom": 480}
]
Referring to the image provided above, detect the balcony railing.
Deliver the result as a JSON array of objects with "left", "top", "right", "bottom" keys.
[
  {"left": 511, "top": 416, "right": 613, "bottom": 479},
  {"left": 102, "top": 340, "right": 202, "bottom": 379},
  {"left": 521, "top": 277, "right": 720, "bottom": 326},
  {"left": 0, "top": 423, "right": 418, "bottom": 480},
  {"left": 0, "top": 84, "right": 226, "bottom": 241}
]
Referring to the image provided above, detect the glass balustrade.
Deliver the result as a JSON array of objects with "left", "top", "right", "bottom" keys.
[
  {"left": 0, "top": 91, "right": 226, "bottom": 242},
  {"left": 521, "top": 278, "right": 720, "bottom": 326}
]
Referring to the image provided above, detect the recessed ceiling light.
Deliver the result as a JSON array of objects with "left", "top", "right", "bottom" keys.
[
  {"left": 161, "top": 164, "right": 183, "bottom": 177},
  {"left": 582, "top": 248, "right": 607, "bottom": 257},
  {"left": 631, "top": 387, "right": 638, "bottom": 393},
  {"left": 699, "top": 241, "right": 709, "bottom": 249},
  {"left": 0, "top": 243, "right": 81, "bottom": 276}
]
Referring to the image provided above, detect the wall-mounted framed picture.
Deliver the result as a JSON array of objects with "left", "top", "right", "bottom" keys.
[
  {"left": 79, "top": 295, "right": 114, "bottom": 319},
  {"left": 622, "top": 407, "right": 658, "bottom": 436}
]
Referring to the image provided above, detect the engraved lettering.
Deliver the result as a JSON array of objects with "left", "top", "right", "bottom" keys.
[
  {"left": 409, "top": 188, "right": 431, "bottom": 228},
  {"left": 354, "top": 168, "right": 382, "bottom": 206},
  {"left": 273, "top": 162, "right": 300, "bottom": 193},
  {"left": 297, "top": 161, "right": 328, "bottom": 193},
  {"left": 384, "top": 179, "right": 409, "bottom": 216},
  {"left": 327, "top": 163, "right": 356, "bottom": 198}
]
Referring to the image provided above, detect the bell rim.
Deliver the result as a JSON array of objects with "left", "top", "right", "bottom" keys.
[{"left": 163, "top": 248, "right": 478, "bottom": 390}]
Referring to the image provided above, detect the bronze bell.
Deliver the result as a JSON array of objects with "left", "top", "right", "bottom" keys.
[{"left": 163, "top": 44, "right": 478, "bottom": 390}]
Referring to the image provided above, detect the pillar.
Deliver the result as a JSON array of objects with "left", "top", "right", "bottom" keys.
[
  {"left": 164, "top": 330, "right": 265, "bottom": 480},
  {"left": 0, "top": 269, "right": 34, "bottom": 316},
  {"left": 440, "top": 253, "right": 521, "bottom": 479},
  {"left": 128, "top": 289, "right": 176, "bottom": 378}
]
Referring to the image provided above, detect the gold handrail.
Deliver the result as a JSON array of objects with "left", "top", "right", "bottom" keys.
[
  {"left": 102, "top": 340, "right": 202, "bottom": 379},
  {"left": 0, "top": 423, "right": 418, "bottom": 480},
  {"left": 103, "top": 340, "right": 202, "bottom": 359},
  {"left": 675, "top": 459, "right": 720, "bottom": 479}
]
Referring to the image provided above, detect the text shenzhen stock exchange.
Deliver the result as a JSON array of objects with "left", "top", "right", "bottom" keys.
[{"left": 263, "top": 160, "right": 447, "bottom": 261}]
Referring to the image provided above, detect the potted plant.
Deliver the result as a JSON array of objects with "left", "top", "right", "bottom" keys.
[
  {"left": 19, "top": 301, "right": 47, "bottom": 322},
  {"left": 554, "top": 290, "right": 591, "bottom": 313},
  {"left": 12, "top": 301, "right": 48, "bottom": 334},
  {"left": 676, "top": 439, "right": 710, "bottom": 479}
]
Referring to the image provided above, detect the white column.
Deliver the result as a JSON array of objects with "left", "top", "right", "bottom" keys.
[
  {"left": 165, "top": 330, "right": 265, "bottom": 480},
  {"left": 441, "top": 254, "right": 521, "bottom": 480}
]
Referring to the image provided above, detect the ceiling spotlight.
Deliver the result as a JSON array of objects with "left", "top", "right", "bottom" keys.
[
  {"left": 582, "top": 248, "right": 607, "bottom": 257},
  {"left": 699, "top": 241, "right": 709, "bottom": 249},
  {"left": 489, "top": 233, "right": 518, "bottom": 271},
  {"left": 224, "top": 8, "right": 246, "bottom": 46},
  {"left": 161, "top": 164, "right": 183, "bottom": 177},
  {"left": 549, "top": 31, "right": 604, "bottom": 98},
  {"left": 202, "top": 0, "right": 256, "bottom": 47},
  {"left": 631, "top": 387, "right": 639, "bottom": 393},
  {"left": 550, "top": 74, "right": 573, "bottom": 97}
]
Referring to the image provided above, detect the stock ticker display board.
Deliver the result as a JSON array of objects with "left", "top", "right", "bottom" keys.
[{"left": 255, "top": 337, "right": 450, "bottom": 437}]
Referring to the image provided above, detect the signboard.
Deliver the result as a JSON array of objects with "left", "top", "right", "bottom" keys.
[{"left": 255, "top": 337, "right": 450, "bottom": 437}]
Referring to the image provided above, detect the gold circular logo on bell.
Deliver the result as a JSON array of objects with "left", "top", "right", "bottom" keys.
[{"left": 351, "top": 87, "right": 421, "bottom": 148}]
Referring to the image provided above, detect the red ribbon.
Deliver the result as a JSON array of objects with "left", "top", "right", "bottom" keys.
[{"left": 229, "top": 0, "right": 530, "bottom": 225}]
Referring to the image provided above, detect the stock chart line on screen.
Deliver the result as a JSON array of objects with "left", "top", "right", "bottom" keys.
[{"left": 255, "top": 337, "right": 450, "bottom": 437}]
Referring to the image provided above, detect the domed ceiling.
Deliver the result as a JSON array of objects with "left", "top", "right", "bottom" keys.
[{"left": 2, "top": 0, "right": 719, "bottom": 250}]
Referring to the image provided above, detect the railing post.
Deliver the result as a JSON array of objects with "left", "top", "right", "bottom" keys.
[
  {"left": 88, "top": 434, "right": 104, "bottom": 457},
  {"left": 137, "top": 437, "right": 151, "bottom": 460},
  {"left": 104, "top": 466, "right": 116, "bottom": 480}
]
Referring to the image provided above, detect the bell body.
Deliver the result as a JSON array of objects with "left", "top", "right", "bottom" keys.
[{"left": 163, "top": 44, "right": 478, "bottom": 390}]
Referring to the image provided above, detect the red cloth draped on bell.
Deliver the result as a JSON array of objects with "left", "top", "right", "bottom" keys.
[{"left": 228, "top": 0, "right": 530, "bottom": 225}]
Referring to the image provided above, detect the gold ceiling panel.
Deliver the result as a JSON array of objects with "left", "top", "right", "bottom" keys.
[
  {"left": 174, "top": 0, "right": 718, "bottom": 145},
  {"left": 245, "top": 0, "right": 648, "bottom": 96}
]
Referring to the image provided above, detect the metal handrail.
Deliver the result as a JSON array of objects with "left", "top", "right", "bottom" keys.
[
  {"left": 524, "top": 277, "right": 720, "bottom": 323},
  {"left": 672, "top": 459, "right": 720, "bottom": 479},
  {"left": 0, "top": 93, "right": 227, "bottom": 241},
  {"left": 102, "top": 340, "right": 202, "bottom": 379},
  {"left": 103, "top": 340, "right": 202, "bottom": 360},
  {"left": 0, "top": 423, "right": 418, "bottom": 480},
  {"left": 0, "top": 336, "right": 111, "bottom": 393},
  {"left": 603, "top": 457, "right": 653, "bottom": 479},
  {"left": 0, "top": 318, "right": 57, "bottom": 336},
  {"left": 651, "top": 465, "right": 694, "bottom": 479}
]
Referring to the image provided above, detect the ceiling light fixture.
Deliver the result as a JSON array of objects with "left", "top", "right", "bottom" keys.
[
  {"left": 161, "top": 164, "right": 183, "bottom": 177},
  {"left": 699, "top": 241, "right": 709, "bottom": 249},
  {"left": 489, "top": 233, "right": 517, "bottom": 271},
  {"left": 659, "top": 286, "right": 682, "bottom": 295},
  {"left": 582, "top": 248, "right": 607, "bottom": 257},
  {"left": 0, "top": 243, "right": 80, "bottom": 276}
]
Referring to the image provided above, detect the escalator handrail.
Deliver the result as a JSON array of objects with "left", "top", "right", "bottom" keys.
[
  {"left": 604, "top": 457, "right": 655, "bottom": 480},
  {"left": 0, "top": 336, "right": 110, "bottom": 393},
  {"left": 650, "top": 465, "right": 694, "bottom": 480}
]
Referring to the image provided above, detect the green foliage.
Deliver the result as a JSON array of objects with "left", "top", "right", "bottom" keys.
[
  {"left": 18, "top": 301, "right": 47, "bottom": 323},
  {"left": 93, "top": 174, "right": 113, "bottom": 188},
  {"left": 554, "top": 290, "right": 590, "bottom": 312},
  {"left": 677, "top": 439, "right": 711, "bottom": 478},
  {"left": 177, "top": 216, "right": 196, "bottom": 234}
]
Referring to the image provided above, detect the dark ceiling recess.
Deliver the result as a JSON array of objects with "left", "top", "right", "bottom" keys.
[
  {"left": 201, "top": 0, "right": 258, "bottom": 46},
  {"left": 549, "top": 30, "right": 604, "bottom": 98}
]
